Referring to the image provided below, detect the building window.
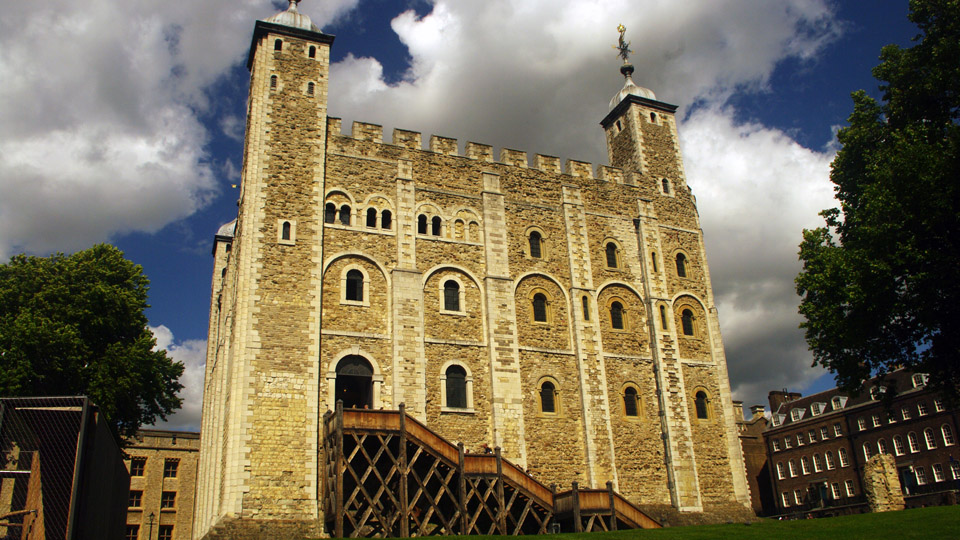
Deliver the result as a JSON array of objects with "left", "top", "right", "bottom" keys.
[
  {"left": 933, "top": 463, "right": 945, "bottom": 483},
  {"left": 808, "top": 429, "right": 817, "bottom": 443},
  {"left": 811, "top": 402, "right": 822, "bottom": 416},
  {"left": 128, "top": 490, "right": 142, "bottom": 508},
  {"left": 831, "top": 483, "right": 841, "bottom": 500},
  {"left": 274, "top": 39, "right": 282, "bottom": 51},
  {"left": 307, "top": 82, "right": 315, "bottom": 96},
  {"left": 675, "top": 253, "right": 687, "bottom": 278},
  {"left": 345, "top": 269, "right": 364, "bottom": 302},
  {"left": 418, "top": 214, "right": 428, "bottom": 234},
  {"left": 324, "top": 202, "right": 336, "bottom": 223},
  {"left": 777, "top": 462, "right": 785, "bottom": 480},
  {"left": 444, "top": 365, "right": 467, "bottom": 409},
  {"left": 431, "top": 216, "right": 442, "bottom": 236},
  {"left": 582, "top": 296, "right": 590, "bottom": 321},
  {"left": 623, "top": 386, "right": 639, "bottom": 417},
  {"left": 845, "top": 480, "right": 855, "bottom": 496},
  {"left": 832, "top": 396, "right": 847, "bottom": 409},
  {"left": 339, "top": 204, "right": 351, "bottom": 225},
  {"left": 908, "top": 432, "right": 920, "bottom": 453},
  {"left": 126, "top": 525, "right": 140, "bottom": 540},
  {"left": 161, "top": 491, "right": 176, "bottom": 509},
  {"left": 381, "top": 210, "right": 392, "bottom": 230},
  {"left": 813, "top": 454, "right": 823, "bottom": 472},
  {"left": 924, "top": 428, "right": 938, "bottom": 450},
  {"left": 915, "top": 467, "right": 927, "bottom": 485},
  {"left": 781, "top": 492, "right": 790, "bottom": 507},
  {"left": 839, "top": 448, "right": 849, "bottom": 467},
  {"left": 943, "top": 424, "right": 956, "bottom": 446},
  {"left": 443, "top": 280, "right": 460, "bottom": 312},
  {"left": 857, "top": 417, "right": 867, "bottom": 431},
  {"left": 951, "top": 461, "right": 960, "bottom": 480},
  {"left": 820, "top": 427, "right": 829, "bottom": 440},
  {"left": 902, "top": 406, "right": 912, "bottom": 420},
  {"left": 918, "top": 401, "right": 929, "bottom": 416},
  {"left": 863, "top": 443, "right": 873, "bottom": 461},
  {"left": 894, "top": 435, "right": 905, "bottom": 456},
  {"left": 694, "top": 391, "right": 709, "bottom": 419},
  {"left": 281, "top": 220, "right": 292, "bottom": 241},
  {"left": 158, "top": 525, "right": 174, "bottom": 540},
  {"left": 605, "top": 242, "right": 619, "bottom": 268},
  {"left": 801, "top": 456, "right": 810, "bottom": 475},
  {"left": 934, "top": 398, "right": 945, "bottom": 412},
  {"left": 796, "top": 434, "right": 804, "bottom": 447},
  {"left": 539, "top": 381, "right": 557, "bottom": 414},
  {"left": 788, "top": 460, "right": 797, "bottom": 477},
  {"left": 610, "top": 301, "right": 625, "bottom": 330},
  {"left": 163, "top": 459, "right": 179, "bottom": 478},
  {"left": 659, "top": 305, "right": 667, "bottom": 329},
  {"left": 872, "top": 414, "right": 881, "bottom": 427},
  {"left": 650, "top": 252, "right": 658, "bottom": 272},
  {"left": 309, "top": 45, "right": 316, "bottom": 58},
  {"left": 772, "top": 439, "right": 781, "bottom": 452},
  {"left": 784, "top": 436, "right": 792, "bottom": 449},
  {"left": 529, "top": 231, "right": 543, "bottom": 258},
  {"left": 532, "top": 293, "right": 548, "bottom": 323},
  {"left": 878, "top": 438, "right": 888, "bottom": 455},
  {"left": 794, "top": 490, "right": 803, "bottom": 506},
  {"left": 825, "top": 451, "right": 835, "bottom": 470},
  {"left": 366, "top": 208, "right": 377, "bottom": 227},
  {"left": 912, "top": 373, "right": 928, "bottom": 387},
  {"left": 130, "top": 457, "right": 146, "bottom": 477},
  {"left": 270, "top": 75, "right": 278, "bottom": 89},
  {"left": 681, "top": 309, "right": 695, "bottom": 336},
  {"left": 834, "top": 423, "right": 843, "bottom": 436},
  {"left": 661, "top": 178, "right": 670, "bottom": 194}
]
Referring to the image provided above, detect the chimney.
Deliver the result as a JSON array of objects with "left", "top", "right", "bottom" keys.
[
  {"left": 768, "top": 389, "right": 802, "bottom": 412},
  {"left": 750, "top": 405, "right": 766, "bottom": 419},
  {"left": 732, "top": 401, "right": 744, "bottom": 422}
]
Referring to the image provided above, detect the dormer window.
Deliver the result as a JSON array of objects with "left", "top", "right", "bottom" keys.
[
  {"left": 811, "top": 402, "right": 826, "bottom": 416},
  {"left": 773, "top": 414, "right": 785, "bottom": 427},
  {"left": 831, "top": 396, "right": 848, "bottom": 410},
  {"left": 912, "top": 373, "right": 929, "bottom": 387},
  {"left": 790, "top": 408, "right": 805, "bottom": 422}
]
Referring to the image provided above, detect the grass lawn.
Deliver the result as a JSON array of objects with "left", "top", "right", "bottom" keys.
[{"left": 444, "top": 506, "right": 960, "bottom": 540}]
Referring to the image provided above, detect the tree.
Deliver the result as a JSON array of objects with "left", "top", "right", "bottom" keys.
[
  {"left": 797, "top": 0, "right": 960, "bottom": 401},
  {"left": 0, "top": 244, "right": 183, "bottom": 436}
]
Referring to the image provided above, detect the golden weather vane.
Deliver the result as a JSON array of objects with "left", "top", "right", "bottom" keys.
[{"left": 614, "top": 24, "right": 633, "bottom": 64}]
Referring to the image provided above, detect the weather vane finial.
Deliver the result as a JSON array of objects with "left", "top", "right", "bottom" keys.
[{"left": 614, "top": 24, "right": 633, "bottom": 64}]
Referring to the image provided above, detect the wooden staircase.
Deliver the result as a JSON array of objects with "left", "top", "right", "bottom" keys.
[{"left": 322, "top": 403, "right": 660, "bottom": 537}]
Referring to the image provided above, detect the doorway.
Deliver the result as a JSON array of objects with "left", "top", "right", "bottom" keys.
[{"left": 335, "top": 355, "right": 374, "bottom": 409}]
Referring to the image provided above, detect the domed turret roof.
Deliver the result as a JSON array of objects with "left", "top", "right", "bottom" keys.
[
  {"left": 217, "top": 219, "right": 236, "bottom": 238},
  {"left": 263, "top": 0, "right": 320, "bottom": 33},
  {"left": 609, "top": 65, "right": 656, "bottom": 110}
]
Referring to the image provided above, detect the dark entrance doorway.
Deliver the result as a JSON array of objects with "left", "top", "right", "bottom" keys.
[{"left": 335, "top": 355, "right": 373, "bottom": 409}]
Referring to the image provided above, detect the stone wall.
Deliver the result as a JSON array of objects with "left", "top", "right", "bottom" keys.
[{"left": 863, "top": 453, "right": 905, "bottom": 512}]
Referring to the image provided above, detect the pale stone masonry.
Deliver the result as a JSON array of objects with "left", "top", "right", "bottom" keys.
[{"left": 194, "top": 2, "right": 751, "bottom": 537}]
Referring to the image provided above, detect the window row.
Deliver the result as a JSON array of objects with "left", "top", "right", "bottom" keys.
[
  {"left": 273, "top": 39, "right": 319, "bottom": 59},
  {"left": 527, "top": 230, "right": 692, "bottom": 280},
  {"left": 781, "top": 480, "right": 856, "bottom": 508},
  {"left": 268, "top": 75, "right": 318, "bottom": 96},
  {"left": 325, "top": 203, "right": 393, "bottom": 230},
  {"left": 127, "top": 525, "right": 174, "bottom": 540},
  {"left": 128, "top": 490, "right": 178, "bottom": 509},
  {"left": 127, "top": 457, "right": 178, "bottom": 478},
  {"left": 776, "top": 449, "right": 848, "bottom": 480},
  {"left": 773, "top": 423, "right": 843, "bottom": 451}
]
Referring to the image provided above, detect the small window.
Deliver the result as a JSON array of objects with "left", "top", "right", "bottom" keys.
[
  {"left": 650, "top": 112, "right": 657, "bottom": 122},
  {"left": 605, "top": 242, "right": 619, "bottom": 268},
  {"left": 894, "top": 435, "right": 905, "bottom": 456},
  {"left": 661, "top": 178, "right": 670, "bottom": 194},
  {"left": 381, "top": 210, "right": 392, "bottom": 230},
  {"left": 126, "top": 525, "right": 140, "bottom": 540},
  {"left": 129, "top": 490, "right": 143, "bottom": 508},
  {"left": 164, "top": 459, "right": 179, "bottom": 478},
  {"left": 808, "top": 429, "right": 817, "bottom": 443},
  {"left": 925, "top": 428, "right": 937, "bottom": 450},
  {"left": 863, "top": 443, "right": 873, "bottom": 461},
  {"left": 615, "top": 120, "right": 622, "bottom": 131},
  {"left": 796, "top": 434, "right": 804, "bottom": 446},
  {"left": 274, "top": 39, "right": 282, "bottom": 51},
  {"left": 624, "top": 387, "right": 639, "bottom": 417},
  {"left": 540, "top": 381, "right": 557, "bottom": 414},
  {"left": 130, "top": 457, "right": 146, "bottom": 477},
  {"left": 934, "top": 398, "right": 945, "bottom": 412},
  {"left": 681, "top": 309, "right": 695, "bottom": 336},
  {"left": 908, "top": 432, "right": 920, "bottom": 453},
  {"left": 418, "top": 214, "right": 428, "bottom": 234},
  {"left": 781, "top": 492, "right": 790, "bottom": 507},
  {"left": 845, "top": 480, "right": 855, "bottom": 496},
  {"left": 820, "top": 427, "right": 829, "bottom": 440},
  {"left": 952, "top": 461, "right": 960, "bottom": 480},
  {"left": 443, "top": 280, "right": 460, "bottom": 312},
  {"left": 339, "top": 204, "right": 351, "bottom": 225},
  {"left": 651, "top": 251, "right": 658, "bottom": 272},
  {"left": 801, "top": 456, "right": 810, "bottom": 475},
  {"left": 694, "top": 391, "right": 708, "bottom": 419},
  {"left": 902, "top": 406, "right": 912, "bottom": 420},
  {"left": 366, "top": 208, "right": 377, "bottom": 227},
  {"left": 772, "top": 439, "right": 781, "bottom": 452},
  {"left": 532, "top": 293, "right": 548, "bottom": 323},
  {"left": 912, "top": 373, "right": 928, "bottom": 387},
  {"left": 918, "top": 401, "right": 929, "bottom": 416},
  {"left": 676, "top": 253, "right": 687, "bottom": 278},
  {"left": 777, "top": 462, "right": 785, "bottom": 480},
  {"left": 872, "top": 414, "right": 881, "bottom": 427},
  {"left": 659, "top": 305, "right": 667, "bottom": 330},
  {"left": 784, "top": 436, "right": 792, "bottom": 449},
  {"left": 811, "top": 402, "right": 822, "bottom": 415},
  {"left": 281, "top": 221, "right": 292, "bottom": 241},
  {"left": 309, "top": 45, "right": 316, "bottom": 58},
  {"left": 270, "top": 75, "right": 278, "bottom": 89},
  {"left": 831, "top": 483, "right": 841, "bottom": 500},
  {"left": 345, "top": 269, "right": 364, "bottom": 302},
  {"left": 857, "top": 417, "right": 867, "bottom": 431},
  {"left": 161, "top": 491, "right": 176, "bottom": 509},
  {"left": 610, "top": 301, "right": 625, "bottom": 330},
  {"left": 788, "top": 460, "right": 797, "bottom": 477},
  {"left": 878, "top": 438, "right": 888, "bottom": 454},
  {"left": 158, "top": 525, "right": 174, "bottom": 540},
  {"left": 825, "top": 451, "right": 835, "bottom": 470},
  {"left": 943, "top": 424, "right": 956, "bottom": 446},
  {"left": 445, "top": 365, "right": 467, "bottom": 408},
  {"left": 915, "top": 467, "right": 927, "bottom": 485},
  {"left": 839, "top": 448, "right": 849, "bottom": 467},
  {"left": 431, "top": 216, "right": 442, "bottom": 236},
  {"left": 307, "top": 82, "right": 315, "bottom": 96},
  {"left": 324, "top": 202, "right": 336, "bottom": 223},
  {"left": 581, "top": 296, "right": 590, "bottom": 321},
  {"left": 529, "top": 231, "right": 543, "bottom": 258},
  {"left": 933, "top": 463, "right": 945, "bottom": 482},
  {"left": 832, "top": 396, "right": 847, "bottom": 409}
]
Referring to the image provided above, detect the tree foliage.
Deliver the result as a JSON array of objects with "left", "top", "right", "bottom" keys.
[
  {"left": 0, "top": 244, "right": 183, "bottom": 436},
  {"left": 797, "top": 0, "right": 960, "bottom": 400}
]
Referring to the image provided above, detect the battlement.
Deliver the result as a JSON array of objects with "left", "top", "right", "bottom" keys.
[{"left": 329, "top": 118, "right": 643, "bottom": 185}]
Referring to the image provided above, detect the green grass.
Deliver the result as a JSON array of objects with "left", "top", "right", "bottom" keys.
[{"left": 458, "top": 506, "right": 960, "bottom": 540}]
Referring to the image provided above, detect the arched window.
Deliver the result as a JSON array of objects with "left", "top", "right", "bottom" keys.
[
  {"left": 581, "top": 296, "right": 590, "bottom": 321},
  {"left": 381, "top": 210, "right": 392, "bottom": 230},
  {"left": 308, "top": 45, "right": 316, "bottom": 58},
  {"left": 445, "top": 365, "right": 467, "bottom": 409},
  {"left": 943, "top": 424, "right": 956, "bottom": 446},
  {"left": 825, "top": 451, "right": 835, "bottom": 469},
  {"left": 324, "top": 202, "right": 336, "bottom": 224},
  {"left": 925, "top": 428, "right": 937, "bottom": 449},
  {"left": 274, "top": 39, "right": 282, "bottom": 51},
  {"left": 366, "top": 208, "right": 377, "bottom": 227},
  {"left": 529, "top": 231, "right": 542, "bottom": 258},
  {"left": 662, "top": 178, "right": 670, "bottom": 194},
  {"left": 307, "top": 82, "right": 315, "bottom": 96},
  {"left": 651, "top": 252, "right": 658, "bottom": 272},
  {"left": 610, "top": 301, "right": 624, "bottom": 330},
  {"left": 281, "top": 221, "right": 291, "bottom": 241},
  {"left": 345, "top": 269, "right": 364, "bottom": 301},
  {"left": 431, "top": 216, "right": 442, "bottom": 236},
  {"left": 418, "top": 214, "right": 428, "bottom": 234},
  {"left": 694, "top": 391, "right": 708, "bottom": 419},
  {"left": 813, "top": 454, "right": 823, "bottom": 472},
  {"left": 339, "top": 205, "right": 351, "bottom": 225},
  {"left": 776, "top": 462, "right": 785, "bottom": 480},
  {"left": 676, "top": 253, "right": 687, "bottom": 278},
  {"left": 605, "top": 242, "right": 619, "bottom": 268},
  {"left": 270, "top": 75, "right": 278, "bottom": 89},
  {"left": 443, "top": 280, "right": 460, "bottom": 312},
  {"left": 893, "top": 435, "right": 905, "bottom": 455},
  {"left": 532, "top": 293, "right": 548, "bottom": 322},
  {"left": 908, "top": 432, "right": 920, "bottom": 453},
  {"left": 863, "top": 443, "right": 872, "bottom": 460},
  {"left": 788, "top": 460, "right": 797, "bottom": 477},
  {"left": 878, "top": 439, "right": 888, "bottom": 454},
  {"left": 659, "top": 305, "right": 668, "bottom": 329},
  {"left": 623, "top": 387, "right": 639, "bottom": 417},
  {"left": 650, "top": 112, "right": 657, "bottom": 122},
  {"left": 681, "top": 309, "right": 695, "bottom": 336},
  {"left": 540, "top": 381, "right": 557, "bottom": 414},
  {"left": 801, "top": 456, "right": 810, "bottom": 474}
]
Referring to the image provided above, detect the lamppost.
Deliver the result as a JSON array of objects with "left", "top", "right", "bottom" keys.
[{"left": 147, "top": 512, "right": 155, "bottom": 540}]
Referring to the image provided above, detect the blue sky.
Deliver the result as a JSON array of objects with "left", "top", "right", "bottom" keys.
[{"left": 0, "top": 1, "right": 919, "bottom": 429}]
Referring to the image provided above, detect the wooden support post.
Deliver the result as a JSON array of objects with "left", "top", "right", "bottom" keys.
[
  {"left": 399, "top": 403, "right": 410, "bottom": 538},
  {"left": 572, "top": 481, "right": 582, "bottom": 533},
  {"left": 458, "top": 443, "right": 468, "bottom": 535},
  {"left": 495, "top": 447, "right": 507, "bottom": 535},
  {"left": 549, "top": 483, "right": 558, "bottom": 534},
  {"left": 335, "top": 400, "right": 345, "bottom": 539},
  {"left": 607, "top": 480, "right": 618, "bottom": 531}
]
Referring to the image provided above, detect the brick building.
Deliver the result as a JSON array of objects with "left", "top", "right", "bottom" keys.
[
  {"left": 734, "top": 402, "right": 776, "bottom": 516},
  {"left": 194, "top": 2, "right": 752, "bottom": 537},
  {"left": 762, "top": 370, "right": 960, "bottom": 516},
  {"left": 124, "top": 430, "right": 200, "bottom": 540}
]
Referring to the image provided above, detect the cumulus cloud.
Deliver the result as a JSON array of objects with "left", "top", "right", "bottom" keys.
[{"left": 150, "top": 325, "right": 207, "bottom": 432}]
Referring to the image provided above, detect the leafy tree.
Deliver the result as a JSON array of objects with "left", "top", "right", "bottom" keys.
[
  {"left": 797, "top": 0, "right": 960, "bottom": 401},
  {"left": 0, "top": 244, "right": 183, "bottom": 436}
]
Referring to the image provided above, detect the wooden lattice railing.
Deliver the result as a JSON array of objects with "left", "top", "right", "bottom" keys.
[{"left": 322, "top": 403, "right": 660, "bottom": 537}]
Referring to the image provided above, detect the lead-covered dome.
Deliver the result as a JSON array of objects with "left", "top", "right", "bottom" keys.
[
  {"left": 264, "top": 0, "right": 320, "bottom": 33},
  {"left": 609, "top": 64, "right": 656, "bottom": 109}
]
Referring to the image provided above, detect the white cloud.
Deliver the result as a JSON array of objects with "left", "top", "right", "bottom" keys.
[{"left": 150, "top": 325, "right": 207, "bottom": 432}]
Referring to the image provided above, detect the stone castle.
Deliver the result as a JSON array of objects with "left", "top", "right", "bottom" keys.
[{"left": 195, "top": 1, "right": 751, "bottom": 537}]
